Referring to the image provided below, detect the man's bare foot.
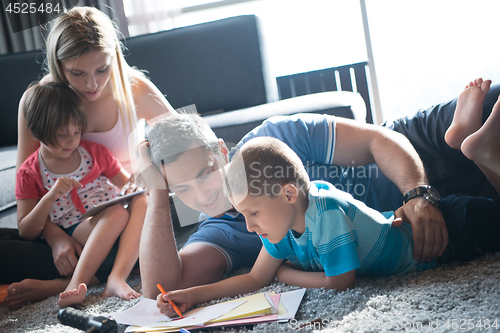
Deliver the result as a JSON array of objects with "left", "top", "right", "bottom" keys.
[
  {"left": 445, "top": 78, "right": 491, "bottom": 149},
  {"left": 5, "top": 278, "right": 69, "bottom": 310},
  {"left": 58, "top": 283, "right": 87, "bottom": 308},
  {"left": 102, "top": 276, "right": 141, "bottom": 300},
  {"left": 461, "top": 95, "right": 500, "bottom": 175}
]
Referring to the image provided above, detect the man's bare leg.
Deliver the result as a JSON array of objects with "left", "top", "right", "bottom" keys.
[{"left": 445, "top": 78, "right": 491, "bottom": 149}]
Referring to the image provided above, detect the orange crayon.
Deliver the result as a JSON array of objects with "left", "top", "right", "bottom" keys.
[{"left": 157, "top": 283, "right": 183, "bottom": 318}]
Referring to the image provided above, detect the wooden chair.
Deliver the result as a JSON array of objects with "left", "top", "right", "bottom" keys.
[{"left": 277, "top": 61, "right": 374, "bottom": 123}]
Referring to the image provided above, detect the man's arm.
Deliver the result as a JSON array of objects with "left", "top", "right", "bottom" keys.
[
  {"left": 139, "top": 188, "right": 181, "bottom": 298},
  {"left": 137, "top": 146, "right": 228, "bottom": 298},
  {"left": 333, "top": 117, "right": 448, "bottom": 262}
]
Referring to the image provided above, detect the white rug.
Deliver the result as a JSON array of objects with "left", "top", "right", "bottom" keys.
[{"left": 1, "top": 251, "right": 499, "bottom": 333}]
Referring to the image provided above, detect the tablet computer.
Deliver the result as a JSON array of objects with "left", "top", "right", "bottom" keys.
[{"left": 78, "top": 189, "right": 147, "bottom": 221}]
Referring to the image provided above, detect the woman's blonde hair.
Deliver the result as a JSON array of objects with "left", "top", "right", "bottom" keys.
[{"left": 43, "top": 6, "right": 141, "bottom": 134}]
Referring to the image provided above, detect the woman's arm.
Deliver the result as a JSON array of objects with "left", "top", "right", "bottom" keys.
[
  {"left": 41, "top": 219, "right": 82, "bottom": 276},
  {"left": 109, "top": 168, "right": 131, "bottom": 191},
  {"left": 131, "top": 75, "right": 177, "bottom": 123},
  {"left": 276, "top": 263, "right": 355, "bottom": 291},
  {"left": 157, "top": 248, "right": 283, "bottom": 316},
  {"left": 17, "top": 89, "right": 40, "bottom": 170}
]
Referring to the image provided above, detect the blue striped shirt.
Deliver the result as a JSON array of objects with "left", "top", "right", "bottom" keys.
[{"left": 261, "top": 181, "right": 436, "bottom": 277}]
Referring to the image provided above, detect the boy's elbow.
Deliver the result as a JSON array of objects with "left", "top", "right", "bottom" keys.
[{"left": 325, "top": 270, "right": 356, "bottom": 291}]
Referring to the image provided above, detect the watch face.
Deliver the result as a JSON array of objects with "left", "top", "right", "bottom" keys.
[
  {"left": 423, "top": 186, "right": 440, "bottom": 206},
  {"left": 426, "top": 186, "right": 441, "bottom": 201},
  {"left": 404, "top": 185, "right": 441, "bottom": 206}
]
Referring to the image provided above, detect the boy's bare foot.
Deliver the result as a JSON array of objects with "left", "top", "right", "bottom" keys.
[
  {"left": 102, "top": 276, "right": 141, "bottom": 300},
  {"left": 445, "top": 78, "right": 491, "bottom": 149},
  {"left": 5, "top": 278, "right": 69, "bottom": 310},
  {"left": 461, "top": 95, "right": 500, "bottom": 175},
  {"left": 58, "top": 283, "right": 87, "bottom": 308}
]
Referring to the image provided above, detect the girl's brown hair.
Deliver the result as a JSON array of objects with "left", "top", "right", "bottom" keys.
[{"left": 23, "top": 82, "right": 87, "bottom": 147}]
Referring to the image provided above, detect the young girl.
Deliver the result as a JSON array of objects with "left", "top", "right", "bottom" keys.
[{"left": 16, "top": 82, "right": 143, "bottom": 308}]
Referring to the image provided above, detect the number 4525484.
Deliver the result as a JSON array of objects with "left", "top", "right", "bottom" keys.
[
  {"left": 442, "top": 319, "right": 498, "bottom": 330},
  {"left": 6, "top": 2, "right": 62, "bottom": 14}
]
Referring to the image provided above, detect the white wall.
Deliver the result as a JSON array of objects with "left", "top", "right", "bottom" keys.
[{"left": 366, "top": 0, "right": 500, "bottom": 122}]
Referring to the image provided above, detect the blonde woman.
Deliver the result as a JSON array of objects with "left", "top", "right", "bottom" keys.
[{"left": 4, "top": 6, "right": 176, "bottom": 309}]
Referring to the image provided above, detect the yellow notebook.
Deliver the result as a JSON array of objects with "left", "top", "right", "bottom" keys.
[{"left": 205, "top": 292, "right": 276, "bottom": 323}]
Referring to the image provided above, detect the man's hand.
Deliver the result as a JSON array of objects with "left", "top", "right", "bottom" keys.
[
  {"left": 133, "top": 140, "right": 167, "bottom": 190},
  {"left": 394, "top": 198, "right": 448, "bottom": 262}
]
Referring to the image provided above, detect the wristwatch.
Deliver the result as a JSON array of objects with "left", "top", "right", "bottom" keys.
[{"left": 403, "top": 185, "right": 440, "bottom": 206}]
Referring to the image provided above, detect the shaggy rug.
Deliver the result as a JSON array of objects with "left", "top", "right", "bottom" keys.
[{"left": 1, "top": 251, "right": 499, "bottom": 333}]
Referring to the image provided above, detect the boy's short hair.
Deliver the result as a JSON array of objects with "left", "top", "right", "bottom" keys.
[
  {"left": 23, "top": 82, "right": 87, "bottom": 147},
  {"left": 226, "top": 137, "right": 310, "bottom": 198}
]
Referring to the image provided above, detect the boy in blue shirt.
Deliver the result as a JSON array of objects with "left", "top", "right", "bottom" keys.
[{"left": 157, "top": 136, "right": 500, "bottom": 315}]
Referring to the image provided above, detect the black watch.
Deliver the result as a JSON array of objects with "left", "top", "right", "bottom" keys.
[{"left": 403, "top": 185, "right": 440, "bottom": 206}]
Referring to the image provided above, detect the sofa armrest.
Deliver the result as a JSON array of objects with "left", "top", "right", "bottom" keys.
[{"left": 204, "top": 91, "right": 366, "bottom": 144}]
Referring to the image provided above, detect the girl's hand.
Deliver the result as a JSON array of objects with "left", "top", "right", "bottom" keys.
[
  {"left": 156, "top": 289, "right": 193, "bottom": 317},
  {"left": 48, "top": 177, "right": 82, "bottom": 201},
  {"left": 122, "top": 176, "right": 138, "bottom": 195}
]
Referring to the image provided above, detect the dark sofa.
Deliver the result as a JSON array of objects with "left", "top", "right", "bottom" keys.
[{"left": 0, "top": 15, "right": 368, "bottom": 228}]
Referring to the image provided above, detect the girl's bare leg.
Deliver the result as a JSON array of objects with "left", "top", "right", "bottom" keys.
[
  {"left": 445, "top": 78, "right": 491, "bottom": 149},
  {"left": 58, "top": 205, "right": 129, "bottom": 308},
  {"left": 102, "top": 194, "right": 147, "bottom": 300}
]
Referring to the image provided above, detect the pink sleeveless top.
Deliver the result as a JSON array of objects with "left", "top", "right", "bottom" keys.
[{"left": 82, "top": 112, "right": 136, "bottom": 174}]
